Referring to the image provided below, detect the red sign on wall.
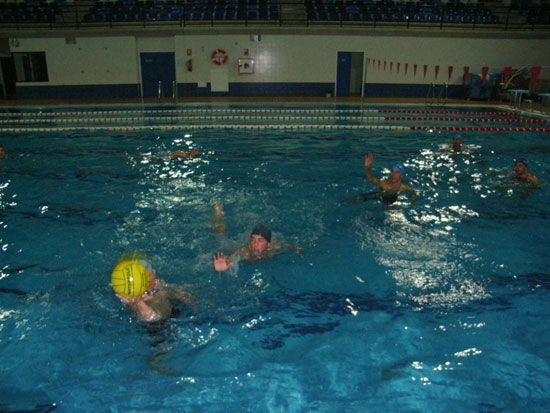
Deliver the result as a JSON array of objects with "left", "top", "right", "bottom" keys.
[{"left": 186, "top": 49, "right": 192, "bottom": 56}]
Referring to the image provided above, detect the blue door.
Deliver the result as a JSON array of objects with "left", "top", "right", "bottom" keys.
[
  {"left": 140, "top": 52, "right": 175, "bottom": 98},
  {"left": 336, "top": 52, "right": 352, "bottom": 97}
]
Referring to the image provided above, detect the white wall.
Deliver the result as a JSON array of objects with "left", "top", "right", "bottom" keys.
[
  {"left": 10, "top": 36, "right": 139, "bottom": 86},
  {"left": 9, "top": 33, "right": 550, "bottom": 90},
  {"left": 175, "top": 34, "right": 550, "bottom": 86}
]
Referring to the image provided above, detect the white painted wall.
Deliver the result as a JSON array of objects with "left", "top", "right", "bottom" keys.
[
  {"left": 174, "top": 34, "right": 550, "bottom": 85},
  {"left": 10, "top": 33, "right": 550, "bottom": 90},
  {"left": 10, "top": 36, "right": 139, "bottom": 86}
]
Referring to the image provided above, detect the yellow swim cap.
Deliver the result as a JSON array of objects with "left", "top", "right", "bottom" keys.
[{"left": 111, "top": 260, "right": 151, "bottom": 298}]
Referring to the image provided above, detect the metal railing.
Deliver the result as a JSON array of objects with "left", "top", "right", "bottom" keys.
[
  {"left": 0, "top": 1, "right": 548, "bottom": 33},
  {"left": 426, "top": 83, "right": 448, "bottom": 106}
]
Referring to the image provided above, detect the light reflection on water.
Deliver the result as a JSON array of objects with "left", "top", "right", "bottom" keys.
[
  {"left": 353, "top": 142, "right": 501, "bottom": 310},
  {"left": 0, "top": 115, "right": 549, "bottom": 411}
]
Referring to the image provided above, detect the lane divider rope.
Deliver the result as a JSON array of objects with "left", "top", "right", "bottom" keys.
[
  {"left": 0, "top": 115, "right": 386, "bottom": 124},
  {"left": 1, "top": 124, "right": 548, "bottom": 132},
  {"left": 0, "top": 107, "right": 517, "bottom": 118},
  {"left": 1, "top": 116, "right": 545, "bottom": 125}
]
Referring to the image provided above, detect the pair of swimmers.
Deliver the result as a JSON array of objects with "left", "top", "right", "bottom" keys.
[
  {"left": 443, "top": 136, "right": 539, "bottom": 185},
  {"left": 117, "top": 204, "right": 302, "bottom": 322}
]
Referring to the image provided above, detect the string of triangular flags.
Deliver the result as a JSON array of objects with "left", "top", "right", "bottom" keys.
[{"left": 366, "top": 58, "right": 543, "bottom": 89}]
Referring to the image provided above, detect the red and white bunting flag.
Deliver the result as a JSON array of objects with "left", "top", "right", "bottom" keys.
[
  {"left": 481, "top": 66, "right": 489, "bottom": 84},
  {"left": 531, "top": 66, "right": 542, "bottom": 90},
  {"left": 463, "top": 66, "right": 470, "bottom": 85}
]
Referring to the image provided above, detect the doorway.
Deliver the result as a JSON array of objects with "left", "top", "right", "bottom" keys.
[
  {"left": 0, "top": 57, "right": 16, "bottom": 98},
  {"left": 336, "top": 51, "right": 364, "bottom": 97},
  {"left": 140, "top": 52, "right": 176, "bottom": 98}
]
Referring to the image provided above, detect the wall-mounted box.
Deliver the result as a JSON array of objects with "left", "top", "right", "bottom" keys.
[{"left": 238, "top": 58, "right": 254, "bottom": 74}]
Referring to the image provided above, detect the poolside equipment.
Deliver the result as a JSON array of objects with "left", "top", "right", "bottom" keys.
[{"left": 111, "top": 260, "right": 151, "bottom": 298}]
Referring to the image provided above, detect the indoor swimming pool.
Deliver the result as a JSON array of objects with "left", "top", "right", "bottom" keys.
[{"left": 0, "top": 103, "right": 549, "bottom": 412}]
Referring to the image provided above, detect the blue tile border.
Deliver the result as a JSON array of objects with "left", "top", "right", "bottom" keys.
[
  {"left": 16, "top": 82, "right": 466, "bottom": 99},
  {"left": 16, "top": 84, "right": 140, "bottom": 99}
]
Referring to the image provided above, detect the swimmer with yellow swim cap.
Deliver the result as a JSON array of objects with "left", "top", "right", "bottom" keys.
[{"left": 112, "top": 251, "right": 196, "bottom": 323}]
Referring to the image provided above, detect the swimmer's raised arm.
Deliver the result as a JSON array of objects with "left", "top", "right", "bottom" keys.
[
  {"left": 212, "top": 251, "right": 233, "bottom": 272},
  {"left": 364, "top": 154, "right": 384, "bottom": 188}
]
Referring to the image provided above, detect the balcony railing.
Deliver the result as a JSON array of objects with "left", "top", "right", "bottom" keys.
[{"left": 0, "top": 0, "right": 548, "bottom": 32}]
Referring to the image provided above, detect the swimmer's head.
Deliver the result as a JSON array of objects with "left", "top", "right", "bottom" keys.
[
  {"left": 190, "top": 145, "right": 202, "bottom": 157},
  {"left": 515, "top": 157, "right": 528, "bottom": 167},
  {"left": 391, "top": 164, "right": 405, "bottom": 176},
  {"left": 250, "top": 225, "right": 272, "bottom": 253},
  {"left": 251, "top": 225, "right": 271, "bottom": 242},
  {"left": 390, "top": 164, "right": 404, "bottom": 183},
  {"left": 453, "top": 135, "right": 462, "bottom": 149}
]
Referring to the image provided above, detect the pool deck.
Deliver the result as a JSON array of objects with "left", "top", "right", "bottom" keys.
[
  {"left": 0, "top": 97, "right": 497, "bottom": 107},
  {"left": 0, "top": 97, "right": 546, "bottom": 117}
]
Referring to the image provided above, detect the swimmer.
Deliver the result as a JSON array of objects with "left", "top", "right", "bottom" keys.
[
  {"left": 508, "top": 157, "right": 539, "bottom": 185},
  {"left": 0, "top": 145, "right": 5, "bottom": 159},
  {"left": 344, "top": 190, "right": 400, "bottom": 205},
  {"left": 163, "top": 145, "right": 202, "bottom": 159},
  {"left": 211, "top": 203, "right": 303, "bottom": 272},
  {"left": 117, "top": 263, "right": 196, "bottom": 323},
  {"left": 363, "top": 153, "right": 417, "bottom": 203},
  {"left": 443, "top": 135, "right": 465, "bottom": 153}
]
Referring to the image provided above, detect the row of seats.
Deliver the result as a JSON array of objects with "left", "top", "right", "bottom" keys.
[
  {"left": 83, "top": 0, "right": 280, "bottom": 22},
  {"left": 1, "top": 0, "right": 547, "bottom": 25},
  {"left": 306, "top": 0, "right": 500, "bottom": 23},
  {"left": 525, "top": 5, "right": 550, "bottom": 25},
  {"left": 0, "top": 2, "right": 63, "bottom": 24}
]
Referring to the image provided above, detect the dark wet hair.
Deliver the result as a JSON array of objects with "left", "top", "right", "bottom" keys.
[
  {"left": 251, "top": 225, "right": 271, "bottom": 242},
  {"left": 515, "top": 157, "right": 527, "bottom": 167}
]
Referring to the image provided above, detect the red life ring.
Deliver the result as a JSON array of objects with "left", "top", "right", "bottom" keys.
[{"left": 211, "top": 49, "right": 228, "bottom": 65}]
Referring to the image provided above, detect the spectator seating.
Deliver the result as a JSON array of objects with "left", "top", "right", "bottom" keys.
[
  {"left": 305, "top": 0, "right": 500, "bottom": 24},
  {"left": 0, "top": 0, "right": 547, "bottom": 26},
  {"left": 0, "top": 0, "right": 65, "bottom": 24},
  {"left": 525, "top": 4, "right": 550, "bottom": 24},
  {"left": 82, "top": 0, "right": 280, "bottom": 23}
]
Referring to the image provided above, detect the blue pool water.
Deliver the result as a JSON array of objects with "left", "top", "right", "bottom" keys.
[{"left": 0, "top": 104, "right": 549, "bottom": 412}]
